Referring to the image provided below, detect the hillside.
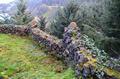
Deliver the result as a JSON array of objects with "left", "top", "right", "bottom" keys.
[{"left": 0, "top": 0, "right": 120, "bottom": 79}]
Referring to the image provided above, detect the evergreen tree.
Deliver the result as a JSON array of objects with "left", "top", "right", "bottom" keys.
[
  {"left": 50, "top": 0, "right": 86, "bottom": 38},
  {"left": 102, "top": 0, "right": 120, "bottom": 57},
  {"left": 49, "top": 0, "right": 120, "bottom": 57},
  {"left": 104, "top": 0, "right": 120, "bottom": 39},
  {"left": 37, "top": 16, "right": 47, "bottom": 31},
  {"left": 78, "top": 0, "right": 120, "bottom": 57},
  {"left": 87, "top": 0, "right": 120, "bottom": 57},
  {"left": 0, "top": 13, "right": 14, "bottom": 24},
  {"left": 13, "top": 0, "right": 33, "bottom": 25}
]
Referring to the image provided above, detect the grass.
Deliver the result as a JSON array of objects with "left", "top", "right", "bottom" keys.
[{"left": 0, "top": 34, "right": 75, "bottom": 79}]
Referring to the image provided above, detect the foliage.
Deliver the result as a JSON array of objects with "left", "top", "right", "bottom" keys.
[
  {"left": 84, "top": 0, "right": 120, "bottom": 57},
  {"left": 80, "top": 34, "right": 120, "bottom": 78},
  {"left": 12, "top": 0, "right": 33, "bottom": 25},
  {"left": 101, "top": 0, "right": 120, "bottom": 56},
  {"left": 81, "top": 34, "right": 120, "bottom": 68},
  {"left": 77, "top": 0, "right": 120, "bottom": 57},
  {"left": 0, "top": 19, "right": 3, "bottom": 24},
  {"left": 37, "top": 16, "right": 47, "bottom": 31},
  {"left": 0, "top": 13, "right": 14, "bottom": 24},
  {"left": 49, "top": 0, "right": 120, "bottom": 57},
  {"left": 50, "top": 0, "right": 86, "bottom": 38},
  {"left": 103, "top": 0, "right": 120, "bottom": 37}
]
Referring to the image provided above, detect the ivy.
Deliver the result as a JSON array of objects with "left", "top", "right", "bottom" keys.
[{"left": 81, "top": 34, "right": 120, "bottom": 68}]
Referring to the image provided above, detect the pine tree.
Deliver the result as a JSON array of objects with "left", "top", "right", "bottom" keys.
[
  {"left": 37, "top": 16, "right": 47, "bottom": 31},
  {"left": 80, "top": 0, "right": 120, "bottom": 57},
  {"left": 0, "top": 11, "right": 14, "bottom": 24},
  {"left": 50, "top": 0, "right": 86, "bottom": 38},
  {"left": 104, "top": 0, "right": 120, "bottom": 39},
  {"left": 13, "top": 0, "right": 33, "bottom": 25},
  {"left": 102, "top": 0, "right": 120, "bottom": 57}
]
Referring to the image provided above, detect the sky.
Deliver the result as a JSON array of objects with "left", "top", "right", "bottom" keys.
[{"left": 0, "top": 0, "right": 15, "bottom": 3}]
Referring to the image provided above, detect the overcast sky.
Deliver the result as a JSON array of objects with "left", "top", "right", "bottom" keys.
[{"left": 0, "top": 0, "right": 15, "bottom": 3}]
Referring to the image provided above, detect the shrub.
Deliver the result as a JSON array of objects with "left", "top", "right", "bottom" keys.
[
  {"left": 12, "top": 0, "right": 33, "bottom": 25},
  {"left": 37, "top": 16, "right": 47, "bottom": 31},
  {"left": 49, "top": 0, "right": 120, "bottom": 57},
  {"left": 50, "top": 0, "right": 87, "bottom": 38},
  {"left": 81, "top": 34, "right": 120, "bottom": 68},
  {"left": 0, "top": 13, "right": 14, "bottom": 24}
]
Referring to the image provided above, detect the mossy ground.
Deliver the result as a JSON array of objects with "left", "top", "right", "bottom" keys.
[{"left": 0, "top": 34, "right": 75, "bottom": 79}]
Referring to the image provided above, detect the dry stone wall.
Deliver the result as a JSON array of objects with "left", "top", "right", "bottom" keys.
[
  {"left": 28, "top": 28, "right": 94, "bottom": 79},
  {"left": 0, "top": 24, "right": 29, "bottom": 36},
  {"left": 0, "top": 24, "right": 118, "bottom": 79}
]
